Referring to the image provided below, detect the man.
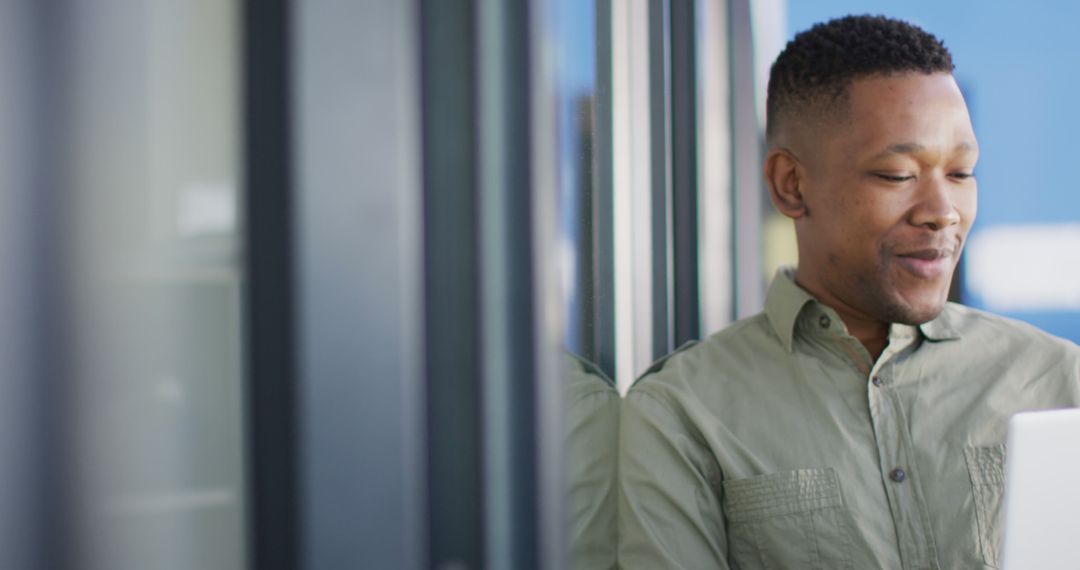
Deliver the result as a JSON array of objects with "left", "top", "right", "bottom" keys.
[{"left": 618, "top": 15, "right": 1080, "bottom": 569}]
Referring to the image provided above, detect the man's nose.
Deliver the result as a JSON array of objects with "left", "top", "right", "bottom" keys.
[{"left": 910, "top": 174, "right": 961, "bottom": 230}]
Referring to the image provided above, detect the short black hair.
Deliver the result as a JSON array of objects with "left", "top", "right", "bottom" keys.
[{"left": 766, "top": 15, "right": 954, "bottom": 144}]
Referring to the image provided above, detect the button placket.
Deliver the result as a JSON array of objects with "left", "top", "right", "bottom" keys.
[{"left": 865, "top": 357, "right": 936, "bottom": 568}]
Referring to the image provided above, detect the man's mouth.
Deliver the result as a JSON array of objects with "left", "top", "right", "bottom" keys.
[{"left": 894, "top": 248, "right": 955, "bottom": 279}]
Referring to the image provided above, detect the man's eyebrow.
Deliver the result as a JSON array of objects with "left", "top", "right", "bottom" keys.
[
  {"left": 870, "top": 141, "right": 977, "bottom": 160},
  {"left": 953, "top": 141, "right": 978, "bottom": 154},
  {"left": 875, "top": 143, "right": 925, "bottom": 158}
]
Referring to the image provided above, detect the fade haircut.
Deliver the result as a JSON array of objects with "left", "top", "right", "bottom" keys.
[{"left": 766, "top": 15, "right": 954, "bottom": 145}]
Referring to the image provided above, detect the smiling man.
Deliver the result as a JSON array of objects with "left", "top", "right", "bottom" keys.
[{"left": 618, "top": 15, "right": 1080, "bottom": 569}]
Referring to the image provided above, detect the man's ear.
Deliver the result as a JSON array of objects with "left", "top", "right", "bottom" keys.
[{"left": 764, "top": 148, "right": 808, "bottom": 219}]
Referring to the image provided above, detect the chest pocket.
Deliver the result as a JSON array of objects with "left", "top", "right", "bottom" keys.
[
  {"left": 964, "top": 445, "right": 1006, "bottom": 568},
  {"left": 722, "top": 468, "right": 854, "bottom": 570}
]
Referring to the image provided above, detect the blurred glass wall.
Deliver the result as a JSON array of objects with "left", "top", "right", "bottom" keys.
[
  {"left": 0, "top": 0, "right": 793, "bottom": 568},
  {"left": 57, "top": 1, "right": 245, "bottom": 569}
]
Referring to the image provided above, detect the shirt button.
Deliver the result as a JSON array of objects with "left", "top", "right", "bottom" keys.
[
  {"left": 890, "top": 468, "right": 907, "bottom": 483},
  {"left": 818, "top": 315, "right": 831, "bottom": 328},
  {"left": 872, "top": 377, "right": 883, "bottom": 387}
]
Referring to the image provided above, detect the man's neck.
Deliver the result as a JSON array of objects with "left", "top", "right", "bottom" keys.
[{"left": 835, "top": 310, "right": 889, "bottom": 362}]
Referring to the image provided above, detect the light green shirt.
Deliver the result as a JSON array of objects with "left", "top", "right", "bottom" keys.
[{"left": 619, "top": 268, "right": 1080, "bottom": 569}]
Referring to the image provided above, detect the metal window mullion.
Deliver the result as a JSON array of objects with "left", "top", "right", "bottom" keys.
[
  {"left": 477, "top": 0, "right": 539, "bottom": 567},
  {"left": 670, "top": 0, "right": 701, "bottom": 345},
  {"left": 648, "top": 0, "right": 675, "bottom": 360},
  {"left": 421, "top": 0, "right": 485, "bottom": 568},
  {"left": 242, "top": 0, "right": 298, "bottom": 567},
  {"left": 591, "top": 0, "right": 617, "bottom": 379}
]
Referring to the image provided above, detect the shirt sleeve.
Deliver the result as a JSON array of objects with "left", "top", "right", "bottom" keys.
[{"left": 618, "top": 387, "right": 729, "bottom": 569}]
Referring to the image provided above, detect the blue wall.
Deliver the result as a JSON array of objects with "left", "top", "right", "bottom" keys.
[{"left": 786, "top": 2, "right": 1080, "bottom": 343}]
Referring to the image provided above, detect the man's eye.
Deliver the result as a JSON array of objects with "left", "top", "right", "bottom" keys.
[
  {"left": 949, "top": 172, "right": 976, "bottom": 180},
  {"left": 874, "top": 173, "right": 913, "bottom": 182}
]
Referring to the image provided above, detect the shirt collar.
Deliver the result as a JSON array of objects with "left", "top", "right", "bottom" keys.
[
  {"left": 764, "top": 267, "right": 816, "bottom": 352},
  {"left": 764, "top": 267, "right": 962, "bottom": 351},
  {"left": 918, "top": 305, "right": 961, "bottom": 341}
]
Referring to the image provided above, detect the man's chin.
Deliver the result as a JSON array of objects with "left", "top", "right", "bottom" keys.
[{"left": 880, "top": 296, "right": 948, "bottom": 326}]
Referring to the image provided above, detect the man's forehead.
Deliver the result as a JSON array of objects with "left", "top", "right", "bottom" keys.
[
  {"left": 775, "top": 73, "right": 974, "bottom": 159},
  {"left": 836, "top": 74, "right": 976, "bottom": 149},
  {"left": 845, "top": 72, "right": 967, "bottom": 116}
]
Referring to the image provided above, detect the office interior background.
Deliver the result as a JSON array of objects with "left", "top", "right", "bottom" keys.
[{"left": 0, "top": 0, "right": 1075, "bottom": 568}]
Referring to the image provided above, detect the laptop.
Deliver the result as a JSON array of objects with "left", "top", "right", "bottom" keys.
[{"left": 1001, "top": 407, "right": 1080, "bottom": 569}]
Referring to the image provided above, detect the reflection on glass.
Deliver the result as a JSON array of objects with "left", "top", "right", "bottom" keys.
[
  {"left": 554, "top": 0, "right": 598, "bottom": 358},
  {"left": 65, "top": 2, "right": 245, "bottom": 569}
]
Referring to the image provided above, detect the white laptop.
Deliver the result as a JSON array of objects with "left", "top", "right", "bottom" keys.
[{"left": 1001, "top": 407, "right": 1080, "bottom": 569}]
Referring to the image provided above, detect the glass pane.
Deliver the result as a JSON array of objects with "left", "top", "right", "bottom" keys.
[
  {"left": 554, "top": 0, "right": 599, "bottom": 359},
  {"left": 63, "top": 2, "right": 245, "bottom": 569}
]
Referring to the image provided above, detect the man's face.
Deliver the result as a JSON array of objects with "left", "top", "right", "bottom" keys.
[{"left": 795, "top": 72, "right": 978, "bottom": 325}]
